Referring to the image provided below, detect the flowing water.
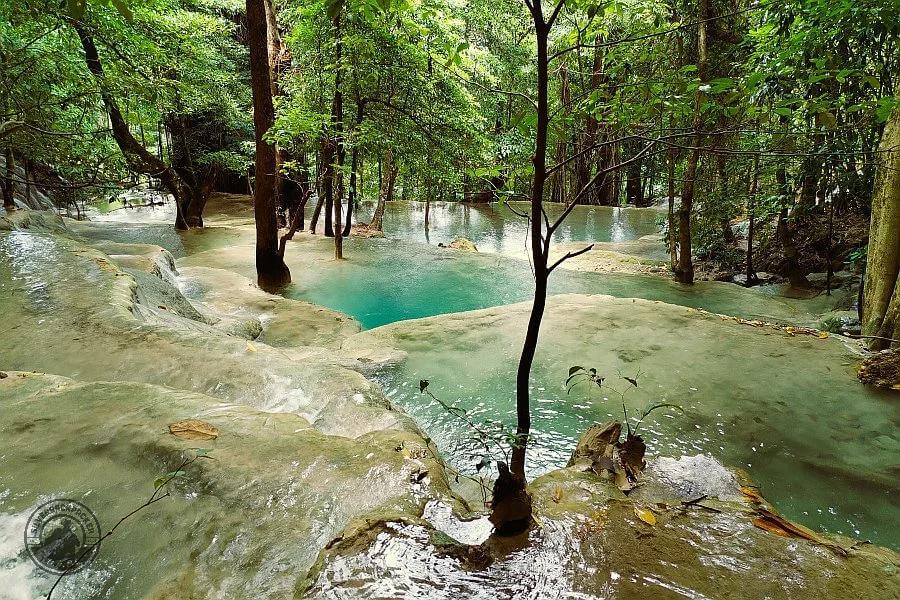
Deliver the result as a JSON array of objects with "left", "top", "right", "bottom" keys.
[
  {"left": 353, "top": 296, "right": 898, "bottom": 549},
  {"left": 58, "top": 197, "right": 899, "bottom": 550}
]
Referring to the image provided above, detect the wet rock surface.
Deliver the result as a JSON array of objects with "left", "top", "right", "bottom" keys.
[
  {"left": 0, "top": 373, "right": 447, "bottom": 599},
  {"left": 343, "top": 294, "right": 898, "bottom": 547},
  {"left": 307, "top": 463, "right": 899, "bottom": 599},
  {"left": 1, "top": 205, "right": 898, "bottom": 597}
]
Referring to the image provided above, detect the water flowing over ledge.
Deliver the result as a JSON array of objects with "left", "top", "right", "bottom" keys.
[{"left": 0, "top": 205, "right": 896, "bottom": 598}]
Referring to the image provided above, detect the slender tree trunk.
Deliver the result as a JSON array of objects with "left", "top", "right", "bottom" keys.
[
  {"left": 287, "top": 153, "right": 310, "bottom": 230},
  {"left": 309, "top": 194, "right": 324, "bottom": 233},
  {"left": 323, "top": 152, "right": 335, "bottom": 238},
  {"left": 625, "top": 152, "right": 642, "bottom": 205},
  {"left": 667, "top": 142, "right": 677, "bottom": 269},
  {"left": 2, "top": 148, "right": 14, "bottom": 210},
  {"left": 247, "top": 0, "right": 290, "bottom": 289},
  {"left": 746, "top": 153, "right": 760, "bottom": 286},
  {"left": 342, "top": 96, "right": 364, "bottom": 237},
  {"left": 862, "top": 92, "right": 900, "bottom": 349},
  {"left": 675, "top": 0, "right": 708, "bottom": 284},
  {"left": 370, "top": 147, "right": 396, "bottom": 231},
  {"left": 331, "top": 7, "right": 344, "bottom": 259},
  {"left": 515, "top": 5, "right": 552, "bottom": 489},
  {"left": 23, "top": 158, "right": 31, "bottom": 205},
  {"left": 775, "top": 164, "right": 809, "bottom": 287},
  {"left": 576, "top": 44, "right": 604, "bottom": 204}
]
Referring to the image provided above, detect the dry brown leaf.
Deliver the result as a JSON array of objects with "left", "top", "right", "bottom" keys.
[
  {"left": 751, "top": 509, "right": 847, "bottom": 555},
  {"left": 634, "top": 506, "right": 656, "bottom": 526},
  {"left": 740, "top": 486, "right": 764, "bottom": 503},
  {"left": 552, "top": 485, "right": 564, "bottom": 504},
  {"left": 614, "top": 469, "right": 633, "bottom": 492},
  {"left": 169, "top": 419, "right": 219, "bottom": 441}
]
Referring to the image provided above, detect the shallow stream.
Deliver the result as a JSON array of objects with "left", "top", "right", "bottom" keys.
[{"left": 71, "top": 198, "right": 899, "bottom": 549}]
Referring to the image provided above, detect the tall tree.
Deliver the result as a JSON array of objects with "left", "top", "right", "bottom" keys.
[
  {"left": 674, "top": 0, "right": 708, "bottom": 285},
  {"left": 248, "top": 0, "right": 291, "bottom": 288}
]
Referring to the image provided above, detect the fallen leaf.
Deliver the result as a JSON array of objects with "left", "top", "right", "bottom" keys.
[
  {"left": 751, "top": 509, "right": 847, "bottom": 555},
  {"left": 740, "top": 486, "right": 763, "bottom": 503},
  {"left": 169, "top": 419, "right": 219, "bottom": 441},
  {"left": 817, "top": 331, "right": 830, "bottom": 339},
  {"left": 614, "top": 468, "right": 633, "bottom": 492},
  {"left": 246, "top": 341, "right": 257, "bottom": 352},
  {"left": 552, "top": 485, "right": 563, "bottom": 504},
  {"left": 634, "top": 506, "right": 656, "bottom": 526}
]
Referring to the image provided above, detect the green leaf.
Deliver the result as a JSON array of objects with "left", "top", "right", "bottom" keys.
[{"left": 154, "top": 470, "right": 186, "bottom": 489}]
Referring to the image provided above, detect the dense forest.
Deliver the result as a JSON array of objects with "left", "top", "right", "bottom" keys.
[
  {"left": 3, "top": 0, "right": 897, "bottom": 289},
  {"left": 1, "top": 0, "right": 899, "bottom": 596}
]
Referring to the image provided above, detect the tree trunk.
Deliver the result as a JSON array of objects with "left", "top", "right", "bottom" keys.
[
  {"left": 263, "top": 0, "right": 290, "bottom": 218},
  {"left": 370, "top": 147, "right": 396, "bottom": 231},
  {"left": 575, "top": 43, "right": 604, "bottom": 204},
  {"left": 746, "top": 153, "right": 760, "bottom": 286},
  {"left": 342, "top": 95, "right": 364, "bottom": 237},
  {"left": 247, "top": 0, "right": 290, "bottom": 289},
  {"left": 74, "top": 25, "right": 193, "bottom": 230},
  {"left": 2, "top": 148, "right": 14, "bottom": 210},
  {"left": 331, "top": 7, "right": 344, "bottom": 260},
  {"left": 625, "top": 153, "right": 642, "bottom": 205},
  {"left": 309, "top": 194, "right": 324, "bottom": 233},
  {"left": 324, "top": 141, "right": 334, "bottom": 237},
  {"left": 667, "top": 143, "right": 677, "bottom": 269},
  {"left": 862, "top": 92, "right": 900, "bottom": 349},
  {"left": 183, "top": 166, "right": 220, "bottom": 227},
  {"left": 774, "top": 164, "right": 810, "bottom": 288},
  {"left": 674, "top": 0, "right": 708, "bottom": 284}
]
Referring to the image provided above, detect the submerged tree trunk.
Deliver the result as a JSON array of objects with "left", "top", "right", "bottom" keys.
[
  {"left": 74, "top": 25, "right": 193, "bottom": 230},
  {"left": 247, "top": 0, "right": 290, "bottom": 289},
  {"left": 862, "top": 93, "right": 900, "bottom": 349}
]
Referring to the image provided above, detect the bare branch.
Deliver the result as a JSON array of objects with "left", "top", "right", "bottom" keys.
[{"left": 548, "top": 243, "right": 594, "bottom": 273}]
